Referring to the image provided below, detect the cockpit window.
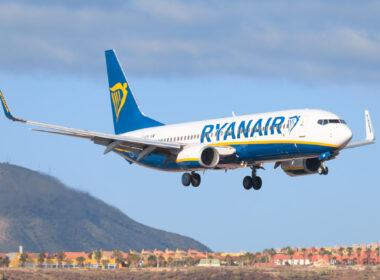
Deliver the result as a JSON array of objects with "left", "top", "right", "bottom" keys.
[
  {"left": 317, "top": 119, "right": 346, "bottom": 125},
  {"left": 329, "top": 119, "right": 340, "bottom": 123}
]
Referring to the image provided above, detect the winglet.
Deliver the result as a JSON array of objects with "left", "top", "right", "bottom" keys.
[
  {"left": 0, "top": 91, "right": 25, "bottom": 122},
  {"left": 365, "top": 110, "right": 375, "bottom": 141},
  {"left": 345, "top": 110, "right": 375, "bottom": 149}
]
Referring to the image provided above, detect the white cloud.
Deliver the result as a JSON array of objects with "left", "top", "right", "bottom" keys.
[{"left": 0, "top": 1, "right": 379, "bottom": 84}]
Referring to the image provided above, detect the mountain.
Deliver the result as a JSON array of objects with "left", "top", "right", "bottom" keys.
[{"left": 0, "top": 163, "right": 210, "bottom": 253}]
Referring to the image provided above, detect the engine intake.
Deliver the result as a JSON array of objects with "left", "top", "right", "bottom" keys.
[
  {"left": 177, "top": 145, "right": 220, "bottom": 169},
  {"left": 281, "top": 158, "right": 320, "bottom": 177}
]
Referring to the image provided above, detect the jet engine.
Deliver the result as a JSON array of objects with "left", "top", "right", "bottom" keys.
[
  {"left": 177, "top": 145, "right": 220, "bottom": 169},
  {"left": 281, "top": 158, "right": 321, "bottom": 177}
]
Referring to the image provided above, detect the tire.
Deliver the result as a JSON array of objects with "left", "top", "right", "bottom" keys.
[
  {"left": 243, "top": 176, "right": 253, "bottom": 190},
  {"left": 191, "top": 173, "right": 201, "bottom": 187},
  {"left": 323, "top": 167, "right": 329, "bottom": 175},
  {"left": 317, "top": 166, "right": 323, "bottom": 175},
  {"left": 252, "top": 176, "right": 262, "bottom": 190},
  {"left": 182, "top": 173, "right": 191, "bottom": 186}
]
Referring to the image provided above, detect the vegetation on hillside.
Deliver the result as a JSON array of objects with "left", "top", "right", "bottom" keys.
[{"left": 0, "top": 163, "right": 210, "bottom": 253}]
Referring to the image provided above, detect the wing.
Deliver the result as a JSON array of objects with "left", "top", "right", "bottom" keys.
[
  {"left": 0, "top": 91, "right": 181, "bottom": 161},
  {"left": 345, "top": 110, "right": 375, "bottom": 149}
]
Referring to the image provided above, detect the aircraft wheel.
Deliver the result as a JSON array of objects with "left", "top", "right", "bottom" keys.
[
  {"left": 191, "top": 173, "right": 201, "bottom": 187},
  {"left": 317, "top": 166, "right": 324, "bottom": 175},
  {"left": 182, "top": 173, "right": 191, "bottom": 187},
  {"left": 243, "top": 176, "right": 253, "bottom": 190},
  {"left": 323, "top": 167, "right": 329, "bottom": 175},
  {"left": 252, "top": 176, "right": 262, "bottom": 190}
]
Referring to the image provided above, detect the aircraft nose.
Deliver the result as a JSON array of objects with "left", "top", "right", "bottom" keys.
[{"left": 338, "top": 125, "right": 353, "bottom": 148}]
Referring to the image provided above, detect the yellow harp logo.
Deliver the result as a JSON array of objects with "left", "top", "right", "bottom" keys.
[{"left": 110, "top": 82, "right": 128, "bottom": 121}]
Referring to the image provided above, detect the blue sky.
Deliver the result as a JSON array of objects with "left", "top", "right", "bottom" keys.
[{"left": 0, "top": 1, "right": 379, "bottom": 253}]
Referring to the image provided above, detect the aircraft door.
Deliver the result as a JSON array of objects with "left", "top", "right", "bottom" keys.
[{"left": 298, "top": 116, "right": 307, "bottom": 138}]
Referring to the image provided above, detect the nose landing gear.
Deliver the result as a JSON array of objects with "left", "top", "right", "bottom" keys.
[
  {"left": 182, "top": 172, "right": 201, "bottom": 187},
  {"left": 317, "top": 162, "right": 329, "bottom": 175},
  {"left": 243, "top": 167, "right": 262, "bottom": 191}
]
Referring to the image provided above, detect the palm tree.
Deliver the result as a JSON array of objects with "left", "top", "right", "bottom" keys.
[
  {"left": 57, "top": 251, "right": 66, "bottom": 268},
  {"left": 268, "top": 249, "right": 276, "bottom": 265},
  {"left": 65, "top": 258, "right": 73, "bottom": 268},
  {"left": 308, "top": 252, "right": 313, "bottom": 265},
  {"left": 2, "top": 256, "right": 9, "bottom": 267},
  {"left": 347, "top": 247, "right": 353, "bottom": 264},
  {"left": 301, "top": 248, "right": 307, "bottom": 265},
  {"left": 101, "top": 259, "right": 109, "bottom": 269},
  {"left": 147, "top": 255, "right": 157, "bottom": 267},
  {"left": 326, "top": 251, "right": 332, "bottom": 265},
  {"left": 76, "top": 256, "right": 85, "bottom": 267},
  {"left": 375, "top": 247, "right": 380, "bottom": 265},
  {"left": 167, "top": 257, "right": 173, "bottom": 267},
  {"left": 19, "top": 253, "right": 28, "bottom": 267},
  {"left": 225, "top": 255, "right": 232, "bottom": 266},
  {"left": 94, "top": 250, "right": 103, "bottom": 267},
  {"left": 112, "top": 249, "right": 124, "bottom": 268},
  {"left": 38, "top": 253, "right": 46, "bottom": 268},
  {"left": 319, "top": 248, "right": 326, "bottom": 262},
  {"left": 243, "top": 252, "right": 255, "bottom": 266},
  {"left": 158, "top": 255, "right": 165, "bottom": 267},
  {"left": 356, "top": 248, "right": 362, "bottom": 265},
  {"left": 112, "top": 249, "right": 122, "bottom": 259},
  {"left": 255, "top": 252, "right": 261, "bottom": 263},
  {"left": 127, "top": 253, "right": 141, "bottom": 268},
  {"left": 262, "top": 249, "right": 269, "bottom": 263},
  {"left": 185, "top": 256, "right": 195, "bottom": 266},
  {"left": 286, "top": 247, "right": 295, "bottom": 265},
  {"left": 238, "top": 255, "right": 245, "bottom": 266},
  {"left": 338, "top": 247, "right": 345, "bottom": 265},
  {"left": 282, "top": 247, "right": 290, "bottom": 264},
  {"left": 365, "top": 248, "right": 372, "bottom": 265}
]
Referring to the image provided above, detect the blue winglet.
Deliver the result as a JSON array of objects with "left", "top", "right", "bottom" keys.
[{"left": 0, "top": 91, "right": 24, "bottom": 122}]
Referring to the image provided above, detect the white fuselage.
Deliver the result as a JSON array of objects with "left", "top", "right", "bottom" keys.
[{"left": 115, "top": 109, "right": 352, "bottom": 171}]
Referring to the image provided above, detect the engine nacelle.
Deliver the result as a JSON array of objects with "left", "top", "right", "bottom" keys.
[
  {"left": 281, "top": 158, "right": 320, "bottom": 177},
  {"left": 177, "top": 145, "right": 220, "bottom": 169}
]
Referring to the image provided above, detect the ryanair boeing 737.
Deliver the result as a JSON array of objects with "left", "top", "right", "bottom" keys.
[{"left": 0, "top": 50, "right": 375, "bottom": 190}]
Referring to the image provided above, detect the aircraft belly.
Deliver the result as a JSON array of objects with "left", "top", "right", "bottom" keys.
[{"left": 234, "top": 142, "right": 335, "bottom": 162}]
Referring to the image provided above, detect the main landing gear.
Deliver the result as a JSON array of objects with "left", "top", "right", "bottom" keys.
[
  {"left": 243, "top": 167, "right": 262, "bottom": 191},
  {"left": 182, "top": 172, "right": 201, "bottom": 187}
]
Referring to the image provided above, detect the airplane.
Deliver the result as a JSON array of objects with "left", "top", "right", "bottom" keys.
[{"left": 0, "top": 49, "right": 375, "bottom": 190}]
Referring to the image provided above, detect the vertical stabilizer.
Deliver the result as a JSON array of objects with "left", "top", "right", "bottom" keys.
[{"left": 105, "top": 50, "right": 163, "bottom": 134}]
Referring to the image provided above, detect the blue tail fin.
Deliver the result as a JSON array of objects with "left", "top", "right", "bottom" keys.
[{"left": 105, "top": 50, "right": 163, "bottom": 134}]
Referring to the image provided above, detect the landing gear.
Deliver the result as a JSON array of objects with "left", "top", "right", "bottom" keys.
[
  {"left": 252, "top": 176, "right": 262, "bottom": 190},
  {"left": 243, "top": 167, "right": 262, "bottom": 191},
  {"left": 182, "top": 172, "right": 201, "bottom": 187},
  {"left": 317, "top": 163, "right": 329, "bottom": 175},
  {"left": 243, "top": 176, "right": 252, "bottom": 190},
  {"left": 191, "top": 173, "right": 201, "bottom": 187},
  {"left": 182, "top": 173, "right": 191, "bottom": 186}
]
